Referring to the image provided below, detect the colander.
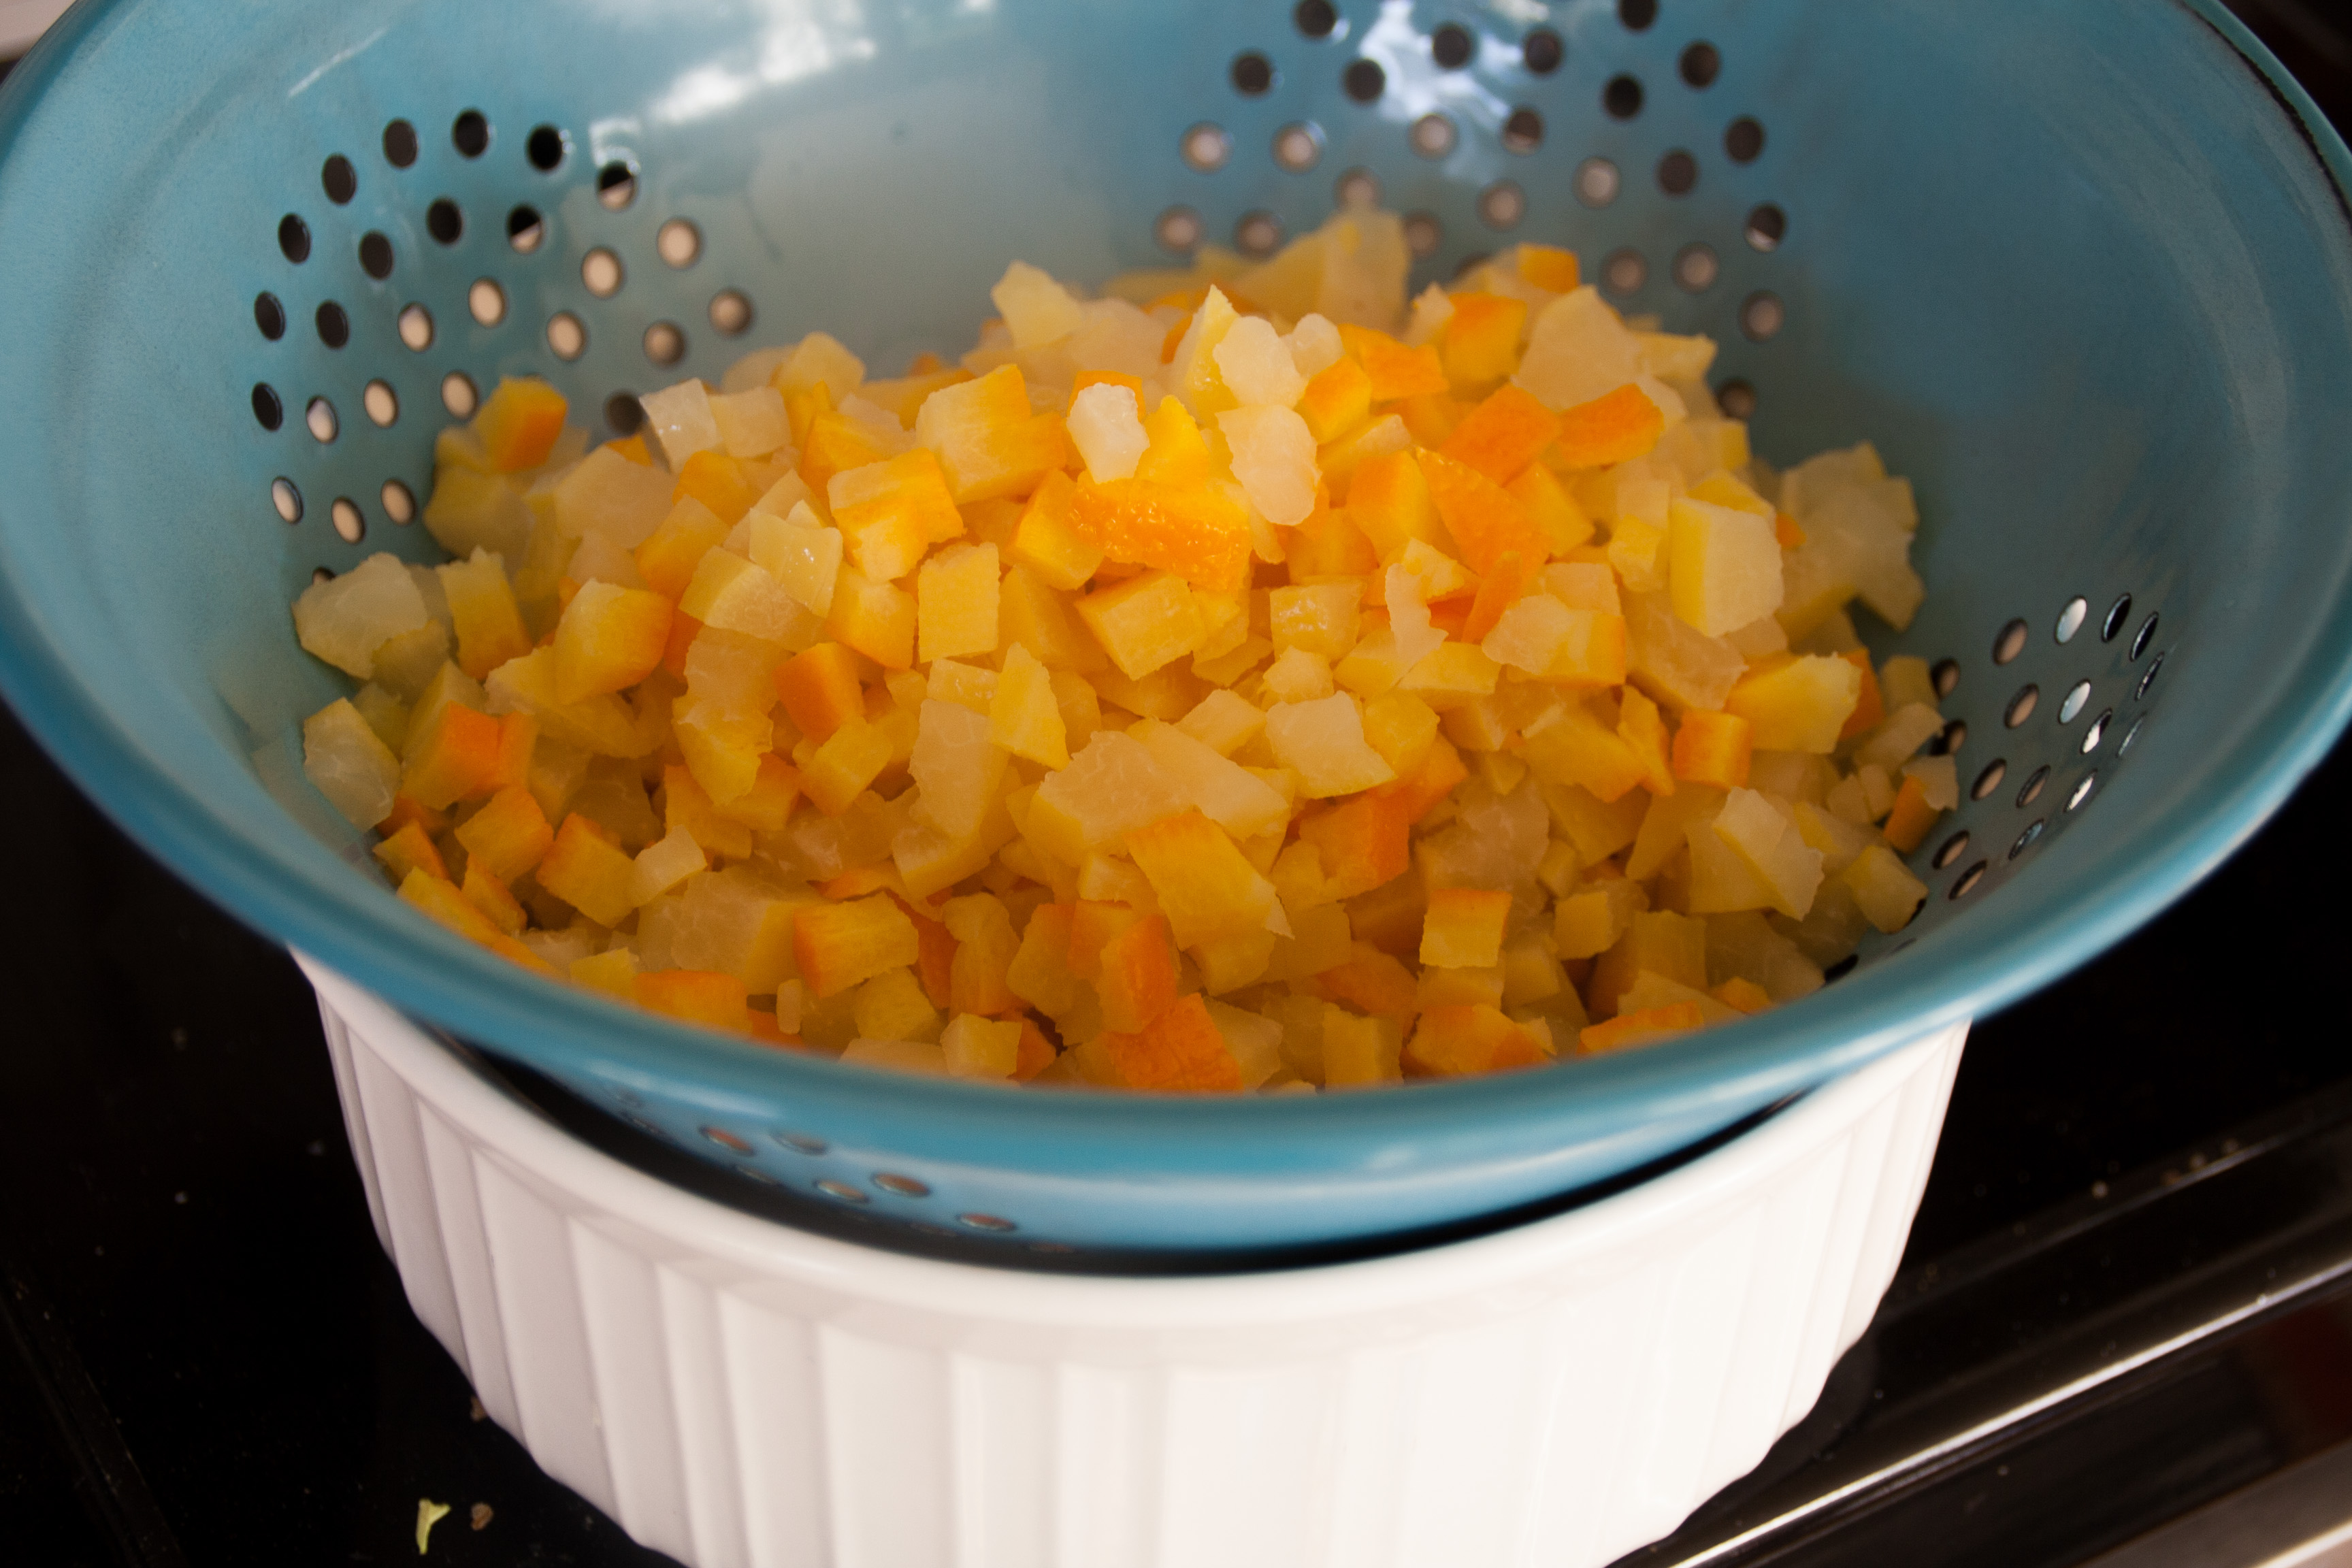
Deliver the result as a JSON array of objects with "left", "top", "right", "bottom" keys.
[{"left": 1, "top": 0, "right": 2348, "bottom": 1258}]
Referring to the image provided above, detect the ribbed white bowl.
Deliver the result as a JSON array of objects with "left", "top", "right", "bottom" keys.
[{"left": 302, "top": 952, "right": 1963, "bottom": 1568}]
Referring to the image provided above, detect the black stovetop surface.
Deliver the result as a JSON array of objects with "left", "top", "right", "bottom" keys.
[{"left": 7, "top": 4, "right": 2352, "bottom": 1563}]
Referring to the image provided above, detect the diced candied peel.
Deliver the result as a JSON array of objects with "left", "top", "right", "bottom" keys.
[{"left": 298, "top": 214, "right": 1931, "bottom": 1077}]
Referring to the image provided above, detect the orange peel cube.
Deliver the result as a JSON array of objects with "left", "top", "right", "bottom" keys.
[
  {"left": 1671, "top": 709, "right": 1753, "bottom": 789},
  {"left": 473, "top": 377, "right": 568, "bottom": 472},
  {"left": 373, "top": 820, "right": 448, "bottom": 885},
  {"left": 1313, "top": 941, "right": 1421, "bottom": 1020},
  {"left": 1880, "top": 772, "right": 1942, "bottom": 853},
  {"left": 794, "top": 894, "right": 921, "bottom": 998},
  {"left": 536, "top": 813, "right": 638, "bottom": 927},
  {"left": 712, "top": 755, "right": 803, "bottom": 832},
  {"left": 1420, "top": 887, "right": 1512, "bottom": 969},
  {"left": 1579, "top": 1000, "right": 1704, "bottom": 1054},
  {"left": 1089, "top": 993, "right": 1243, "bottom": 1092},
  {"left": 554, "top": 581, "right": 674, "bottom": 704},
  {"left": 635, "top": 969, "right": 753, "bottom": 1032},
  {"left": 1417, "top": 449, "right": 1550, "bottom": 578},
  {"left": 1075, "top": 570, "right": 1206, "bottom": 680},
  {"left": 1071, "top": 478, "right": 1254, "bottom": 592},
  {"left": 774, "top": 642, "right": 865, "bottom": 743},
  {"left": 1296, "top": 355, "right": 1375, "bottom": 443},
  {"left": 1009, "top": 469, "right": 1104, "bottom": 590},
  {"left": 1516, "top": 243, "right": 1580, "bottom": 294},
  {"left": 1617, "top": 687, "right": 1677, "bottom": 796},
  {"left": 1126, "top": 808, "right": 1279, "bottom": 949},
  {"left": 1335, "top": 325, "right": 1450, "bottom": 401},
  {"left": 1439, "top": 293, "right": 1530, "bottom": 388},
  {"left": 1441, "top": 382, "right": 1558, "bottom": 485},
  {"left": 1095, "top": 911, "right": 1178, "bottom": 1032},
  {"left": 455, "top": 785, "right": 555, "bottom": 882},
  {"left": 1296, "top": 789, "right": 1413, "bottom": 901},
  {"left": 400, "top": 702, "right": 505, "bottom": 810},
  {"left": 634, "top": 498, "right": 731, "bottom": 599},
  {"left": 1556, "top": 383, "right": 1667, "bottom": 469},
  {"left": 670, "top": 449, "right": 763, "bottom": 525},
  {"left": 1403, "top": 1003, "right": 1546, "bottom": 1077},
  {"left": 1345, "top": 448, "right": 1443, "bottom": 561},
  {"left": 798, "top": 410, "right": 900, "bottom": 497},
  {"left": 824, "top": 566, "right": 915, "bottom": 669},
  {"left": 1838, "top": 649, "right": 1887, "bottom": 741}
]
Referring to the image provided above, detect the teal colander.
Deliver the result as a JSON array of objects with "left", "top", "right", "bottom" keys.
[{"left": 1, "top": 0, "right": 2349, "bottom": 1258}]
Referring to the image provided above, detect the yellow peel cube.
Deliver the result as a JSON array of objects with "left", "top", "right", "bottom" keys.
[
  {"left": 916, "top": 541, "right": 1001, "bottom": 663},
  {"left": 988, "top": 643, "right": 1069, "bottom": 768},
  {"left": 1075, "top": 570, "right": 1207, "bottom": 680},
  {"left": 1264, "top": 692, "right": 1398, "bottom": 798}
]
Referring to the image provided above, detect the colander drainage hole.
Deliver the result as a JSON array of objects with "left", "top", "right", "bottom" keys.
[
  {"left": 1740, "top": 291, "right": 1783, "bottom": 341},
  {"left": 397, "top": 304, "right": 434, "bottom": 351},
  {"left": 2079, "top": 709, "right": 2112, "bottom": 753},
  {"left": 1294, "top": 0, "right": 1337, "bottom": 39},
  {"left": 2119, "top": 715, "right": 2146, "bottom": 755},
  {"left": 1232, "top": 50, "right": 1275, "bottom": 95},
  {"left": 441, "top": 372, "right": 478, "bottom": 418},
  {"left": 251, "top": 384, "right": 282, "bottom": 432},
  {"left": 1657, "top": 150, "right": 1698, "bottom": 196},
  {"left": 2004, "top": 684, "right": 2038, "bottom": 727},
  {"left": 1972, "top": 759, "right": 2006, "bottom": 800},
  {"left": 817, "top": 1180, "right": 868, "bottom": 1205},
  {"left": 2057, "top": 681, "right": 2091, "bottom": 723},
  {"left": 306, "top": 397, "right": 338, "bottom": 443},
  {"left": 359, "top": 231, "right": 394, "bottom": 280},
  {"left": 1673, "top": 244, "right": 1718, "bottom": 292},
  {"left": 2104, "top": 593, "right": 2134, "bottom": 642},
  {"left": 527, "top": 124, "right": 568, "bottom": 172},
  {"left": 1181, "top": 122, "right": 1230, "bottom": 173},
  {"left": 255, "top": 292, "right": 286, "bottom": 340},
  {"left": 507, "top": 206, "right": 544, "bottom": 254},
  {"left": 363, "top": 380, "right": 398, "bottom": 427},
  {"left": 547, "top": 312, "right": 587, "bottom": 361},
  {"left": 1950, "top": 860, "right": 1989, "bottom": 899},
  {"left": 1681, "top": 42, "right": 1721, "bottom": 88},
  {"left": 1933, "top": 830, "right": 1970, "bottom": 870},
  {"left": 2068, "top": 772, "right": 2098, "bottom": 811},
  {"left": 381, "top": 479, "right": 416, "bottom": 525},
  {"left": 2016, "top": 765, "right": 2050, "bottom": 808},
  {"left": 1522, "top": 27, "right": 1563, "bottom": 74},
  {"left": 657, "top": 219, "right": 701, "bottom": 269},
  {"left": 1335, "top": 168, "right": 1380, "bottom": 208},
  {"left": 700, "top": 1126, "right": 753, "bottom": 1156},
  {"left": 470, "top": 278, "right": 507, "bottom": 327},
  {"left": 710, "top": 289, "right": 754, "bottom": 336},
  {"left": 1478, "top": 182, "right": 1524, "bottom": 229},
  {"left": 598, "top": 162, "right": 637, "bottom": 210},
  {"left": 1343, "top": 59, "right": 1386, "bottom": 102},
  {"left": 2137, "top": 653, "right": 2166, "bottom": 699},
  {"left": 1822, "top": 954, "right": 1857, "bottom": 983},
  {"left": 583, "top": 247, "right": 623, "bottom": 297},
  {"left": 1993, "top": 618, "right": 2029, "bottom": 664},
  {"left": 605, "top": 392, "right": 645, "bottom": 436},
  {"left": 2010, "top": 819, "right": 2044, "bottom": 859},
  {"left": 1604, "top": 74, "right": 1644, "bottom": 120},
  {"left": 2055, "top": 596, "right": 2088, "bottom": 642},
  {"left": 1403, "top": 212, "right": 1443, "bottom": 257},
  {"left": 1725, "top": 116, "right": 1766, "bottom": 164},
  {"left": 452, "top": 109, "right": 490, "bottom": 159},
  {"left": 1577, "top": 157, "right": 1620, "bottom": 207},
  {"left": 2131, "top": 612, "right": 2160, "bottom": 660},
  {"left": 330, "top": 497, "right": 365, "bottom": 544},
  {"left": 644, "top": 322, "right": 687, "bottom": 366},
  {"left": 772, "top": 1131, "right": 827, "bottom": 1155},
  {"left": 1156, "top": 206, "right": 1202, "bottom": 252},
  {"left": 1501, "top": 107, "right": 1544, "bottom": 154},
  {"left": 872, "top": 1173, "right": 930, "bottom": 1198},
  {"left": 1746, "top": 203, "right": 1786, "bottom": 252},
  {"left": 1933, "top": 657, "right": 1962, "bottom": 698},
  {"left": 1274, "top": 123, "right": 1324, "bottom": 173},
  {"left": 958, "top": 1212, "right": 1018, "bottom": 1233},
  {"left": 1603, "top": 249, "right": 1648, "bottom": 296},
  {"left": 1930, "top": 717, "right": 1967, "bottom": 755},
  {"left": 278, "top": 214, "right": 310, "bottom": 264},
  {"left": 1431, "top": 22, "right": 1474, "bottom": 69},
  {"left": 1236, "top": 212, "right": 1284, "bottom": 257},
  {"left": 1411, "top": 113, "right": 1456, "bottom": 159},
  {"left": 272, "top": 478, "right": 302, "bottom": 524},
  {"left": 314, "top": 301, "right": 349, "bottom": 349},
  {"left": 310, "top": 566, "right": 332, "bottom": 585},
  {"left": 382, "top": 118, "right": 419, "bottom": 169},
  {"left": 322, "top": 155, "right": 356, "bottom": 205},
  {"left": 427, "top": 198, "right": 464, "bottom": 246},
  {"left": 1715, "top": 378, "right": 1756, "bottom": 419}
]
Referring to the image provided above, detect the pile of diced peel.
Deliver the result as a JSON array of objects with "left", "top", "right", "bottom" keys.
[{"left": 294, "top": 208, "right": 1946, "bottom": 1094}]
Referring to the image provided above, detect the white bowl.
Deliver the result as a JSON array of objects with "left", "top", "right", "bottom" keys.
[{"left": 304, "top": 952, "right": 1963, "bottom": 1568}]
